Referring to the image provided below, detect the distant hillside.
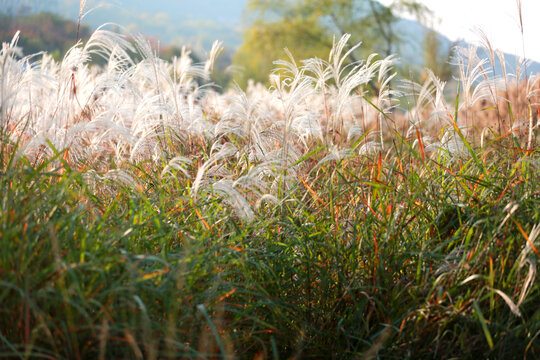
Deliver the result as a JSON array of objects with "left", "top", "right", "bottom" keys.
[
  {"left": 396, "top": 18, "right": 540, "bottom": 77},
  {"left": 0, "top": 11, "right": 91, "bottom": 59},
  {"left": 2, "top": 0, "right": 539, "bottom": 78},
  {"left": 1, "top": 0, "right": 247, "bottom": 52}
]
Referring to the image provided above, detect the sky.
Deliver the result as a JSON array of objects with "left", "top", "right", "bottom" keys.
[{"left": 382, "top": 0, "right": 540, "bottom": 62}]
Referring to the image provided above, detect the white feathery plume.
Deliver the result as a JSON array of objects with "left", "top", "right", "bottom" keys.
[
  {"left": 255, "top": 194, "right": 280, "bottom": 210},
  {"left": 212, "top": 179, "right": 255, "bottom": 222},
  {"left": 161, "top": 156, "right": 192, "bottom": 179},
  {"left": 1, "top": 32, "right": 24, "bottom": 131},
  {"left": 328, "top": 34, "right": 363, "bottom": 87},
  {"left": 102, "top": 169, "right": 139, "bottom": 189},
  {"left": 359, "top": 141, "right": 382, "bottom": 155},
  {"left": 347, "top": 124, "right": 364, "bottom": 142},
  {"left": 192, "top": 142, "right": 238, "bottom": 198},
  {"left": 516, "top": 223, "right": 539, "bottom": 306},
  {"left": 1, "top": 23, "right": 468, "bottom": 222},
  {"left": 204, "top": 41, "right": 224, "bottom": 77},
  {"left": 302, "top": 57, "right": 332, "bottom": 91},
  {"left": 316, "top": 146, "right": 353, "bottom": 167},
  {"left": 453, "top": 45, "right": 494, "bottom": 112}
]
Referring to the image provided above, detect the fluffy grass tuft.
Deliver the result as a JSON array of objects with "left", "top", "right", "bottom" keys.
[{"left": 0, "top": 27, "right": 538, "bottom": 359}]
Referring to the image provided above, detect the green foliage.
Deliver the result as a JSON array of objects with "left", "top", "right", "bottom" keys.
[
  {"left": 233, "top": 0, "right": 431, "bottom": 87},
  {"left": 0, "top": 12, "right": 539, "bottom": 358},
  {"left": 422, "top": 28, "right": 455, "bottom": 82},
  {"left": 0, "top": 121, "right": 539, "bottom": 359},
  {"left": 233, "top": 15, "right": 332, "bottom": 86}
]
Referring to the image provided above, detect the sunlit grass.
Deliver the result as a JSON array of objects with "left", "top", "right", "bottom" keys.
[{"left": 0, "top": 24, "right": 538, "bottom": 359}]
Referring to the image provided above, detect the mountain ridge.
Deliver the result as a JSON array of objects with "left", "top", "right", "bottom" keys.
[{"left": 3, "top": 0, "right": 539, "bottom": 76}]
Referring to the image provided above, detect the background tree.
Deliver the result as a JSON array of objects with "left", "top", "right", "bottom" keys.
[
  {"left": 233, "top": 0, "right": 431, "bottom": 87},
  {"left": 421, "top": 27, "right": 456, "bottom": 83}
]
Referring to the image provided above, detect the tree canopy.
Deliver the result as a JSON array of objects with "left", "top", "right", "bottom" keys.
[{"left": 233, "top": 0, "right": 432, "bottom": 87}]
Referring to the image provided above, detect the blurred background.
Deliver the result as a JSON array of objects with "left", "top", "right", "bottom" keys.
[{"left": 1, "top": 0, "right": 539, "bottom": 90}]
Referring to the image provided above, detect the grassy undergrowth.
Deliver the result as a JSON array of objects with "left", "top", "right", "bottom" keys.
[
  {"left": 1, "top": 132, "right": 539, "bottom": 359},
  {"left": 0, "top": 27, "right": 539, "bottom": 359}
]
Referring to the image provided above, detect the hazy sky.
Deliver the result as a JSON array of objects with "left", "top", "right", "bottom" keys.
[
  {"left": 382, "top": 0, "right": 540, "bottom": 61},
  {"left": 54, "top": 0, "right": 540, "bottom": 62}
]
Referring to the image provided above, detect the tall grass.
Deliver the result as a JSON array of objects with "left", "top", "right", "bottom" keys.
[{"left": 0, "top": 23, "right": 538, "bottom": 359}]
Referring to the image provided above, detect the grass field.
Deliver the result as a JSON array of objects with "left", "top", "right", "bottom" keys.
[{"left": 0, "top": 26, "right": 539, "bottom": 359}]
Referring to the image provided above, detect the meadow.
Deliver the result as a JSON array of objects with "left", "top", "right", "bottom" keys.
[{"left": 0, "top": 25, "right": 539, "bottom": 359}]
